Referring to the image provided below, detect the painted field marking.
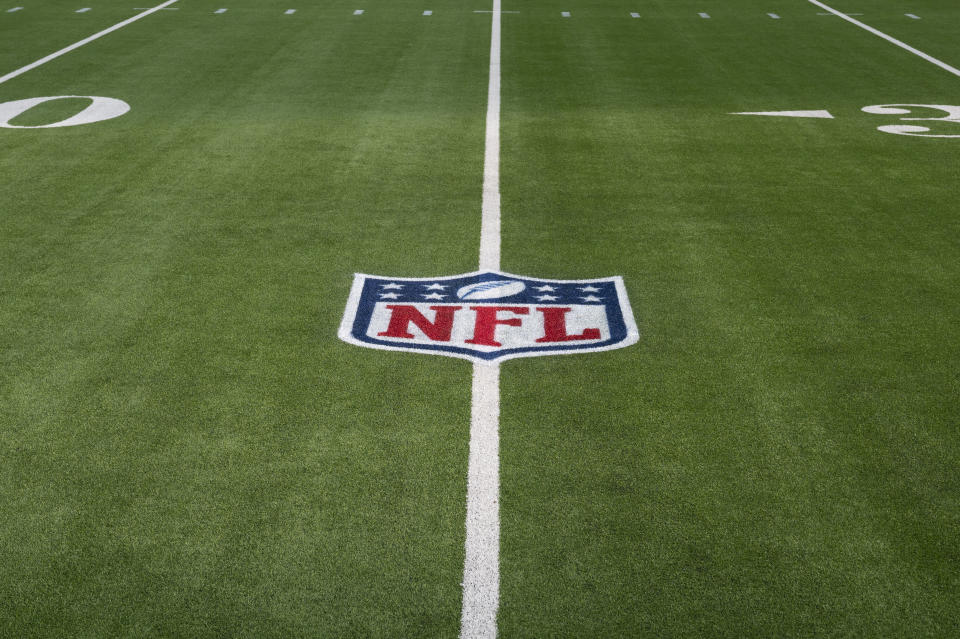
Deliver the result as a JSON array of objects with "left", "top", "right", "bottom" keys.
[
  {"left": 733, "top": 109, "right": 834, "bottom": 118},
  {"left": 285, "top": 8, "right": 295, "bottom": 14},
  {"left": 6, "top": 6, "right": 23, "bottom": 11},
  {"left": 630, "top": 12, "right": 640, "bottom": 18},
  {"left": 461, "top": 0, "right": 501, "bottom": 637},
  {"left": 214, "top": 7, "right": 226, "bottom": 13},
  {"left": 698, "top": 12, "right": 710, "bottom": 19},
  {"left": 474, "top": 9, "right": 518, "bottom": 13},
  {"left": 423, "top": 9, "right": 432, "bottom": 15},
  {"left": 808, "top": 0, "right": 960, "bottom": 78},
  {"left": 0, "top": 0, "right": 178, "bottom": 86},
  {"left": 768, "top": 13, "right": 780, "bottom": 19},
  {"left": 353, "top": 9, "right": 363, "bottom": 14},
  {"left": 561, "top": 10, "right": 569, "bottom": 17},
  {"left": 76, "top": 7, "right": 91, "bottom": 12},
  {"left": 817, "top": 11, "right": 862, "bottom": 16},
  {"left": 905, "top": 13, "right": 920, "bottom": 19}
]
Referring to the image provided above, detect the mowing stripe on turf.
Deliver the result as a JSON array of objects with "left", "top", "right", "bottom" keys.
[
  {"left": 0, "top": 0, "right": 178, "bottom": 86},
  {"left": 461, "top": 0, "right": 501, "bottom": 636},
  {"left": 808, "top": 0, "right": 960, "bottom": 78}
]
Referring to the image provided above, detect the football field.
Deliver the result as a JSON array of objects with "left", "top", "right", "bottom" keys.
[{"left": 1, "top": 0, "right": 959, "bottom": 636}]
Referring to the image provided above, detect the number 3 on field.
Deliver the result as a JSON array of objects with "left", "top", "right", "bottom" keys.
[{"left": 862, "top": 104, "right": 960, "bottom": 138}]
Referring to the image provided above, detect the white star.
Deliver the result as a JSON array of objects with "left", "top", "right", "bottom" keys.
[
  {"left": 579, "top": 285, "right": 601, "bottom": 292},
  {"left": 379, "top": 292, "right": 400, "bottom": 300},
  {"left": 424, "top": 283, "right": 447, "bottom": 290},
  {"left": 534, "top": 285, "right": 556, "bottom": 292},
  {"left": 535, "top": 294, "right": 559, "bottom": 301},
  {"left": 422, "top": 292, "right": 446, "bottom": 300},
  {"left": 381, "top": 283, "right": 404, "bottom": 289},
  {"left": 581, "top": 295, "right": 603, "bottom": 302}
]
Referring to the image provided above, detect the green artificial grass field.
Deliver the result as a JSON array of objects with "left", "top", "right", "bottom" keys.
[{"left": 1, "top": 0, "right": 958, "bottom": 636}]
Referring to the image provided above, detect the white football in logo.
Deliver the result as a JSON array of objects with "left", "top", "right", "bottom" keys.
[{"left": 457, "top": 280, "right": 526, "bottom": 300}]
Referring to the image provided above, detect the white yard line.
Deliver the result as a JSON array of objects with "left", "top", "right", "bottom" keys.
[
  {"left": 461, "top": 0, "right": 501, "bottom": 635},
  {"left": 0, "top": 0, "right": 178, "bottom": 86},
  {"left": 808, "top": 0, "right": 960, "bottom": 78}
]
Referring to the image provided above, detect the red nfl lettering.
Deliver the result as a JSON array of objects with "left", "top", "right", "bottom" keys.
[
  {"left": 535, "top": 306, "right": 602, "bottom": 343},
  {"left": 465, "top": 306, "right": 529, "bottom": 347},
  {"left": 377, "top": 304, "right": 461, "bottom": 341}
]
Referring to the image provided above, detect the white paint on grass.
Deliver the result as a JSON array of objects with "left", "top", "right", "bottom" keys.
[
  {"left": 630, "top": 12, "right": 640, "bottom": 18},
  {"left": 0, "top": 95, "right": 130, "bottom": 128},
  {"left": 0, "top": 0, "right": 178, "bottom": 86},
  {"left": 6, "top": 6, "right": 24, "bottom": 12},
  {"left": 214, "top": 7, "right": 226, "bottom": 13},
  {"left": 76, "top": 7, "right": 91, "bottom": 12},
  {"left": 462, "top": 363, "right": 500, "bottom": 639},
  {"left": 461, "top": 0, "right": 501, "bottom": 635},
  {"left": 698, "top": 12, "right": 710, "bottom": 18},
  {"left": 561, "top": 10, "right": 569, "bottom": 17},
  {"left": 285, "top": 9, "right": 295, "bottom": 14},
  {"left": 863, "top": 103, "right": 960, "bottom": 138},
  {"left": 768, "top": 13, "right": 780, "bottom": 19},
  {"left": 817, "top": 11, "right": 862, "bottom": 16},
  {"left": 353, "top": 9, "right": 363, "bottom": 14},
  {"left": 423, "top": 9, "right": 432, "bottom": 15},
  {"left": 808, "top": 0, "right": 960, "bottom": 78},
  {"left": 732, "top": 109, "right": 834, "bottom": 118},
  {"left": 905, "top": 13, "right": 920, "bottom": 19}
]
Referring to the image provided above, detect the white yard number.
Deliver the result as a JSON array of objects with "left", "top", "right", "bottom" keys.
[
  {"left": 862, "top": 104, "right": 960, "bottom": 138},
  {"left": 0, "top": 95, "right": 130, "bottom": 128}
]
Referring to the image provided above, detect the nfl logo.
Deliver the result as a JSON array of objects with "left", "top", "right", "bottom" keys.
[{"left": 338, "top": 270, "right": 639, "bottom": 363}]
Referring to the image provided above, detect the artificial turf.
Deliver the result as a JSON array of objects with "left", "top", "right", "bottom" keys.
[{"left": 1, "top": 0, "right": 958, "bottom": 636}]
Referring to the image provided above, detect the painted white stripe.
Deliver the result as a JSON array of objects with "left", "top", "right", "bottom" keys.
[
  {"left": 768, "top": 13, "right": 780, "bottom": 19},
  {"left": 423, "top": 9, "right": 432, "bottom": 15},
  {"left": 285, "top": 9, "right": 295, "bottom": 14},
  {"left": 461, "top": 0, "right": 501, "bottom": 635},
  {"left": 477, "top": 1, "right": 500, "bottom": 274},
  {"left": 75, "top": 7, "right": 91, "bottom": 12},
  {"left": 817, "top": 11, "right": 862, "bottom": 15},
  {"left": 905, "top": 13, "right": 920, "bottom": 20},
  {"left": 808, "top": 0, "right": 960, "bottom": 78},
  {"left": 462, "top": 363, "right": 500, "bottom": 639},
  {"left": 630, "top": 12, "right": 640, "bottom": 18},
  {"left": 561, "top": 11, "right": 569, "bottom": 17},
  {"left": 214, "top": 7, "right": 226, "bottom": 13},
  {"left": 0, "top": 0, "right": 178, "bottom": 86},
  {"left": 6, "top": 6, "right": 24, "bottom": 11},
  {"left": 698, "top": 12, "right": 710, "bottom": 18},
  {"left": 353, "top": 9, "right": 363, "bottom": 14}
]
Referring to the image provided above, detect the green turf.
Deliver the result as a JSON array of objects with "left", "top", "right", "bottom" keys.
[{"left": 1, "top": 0, "right": 959, "bottom": 636}]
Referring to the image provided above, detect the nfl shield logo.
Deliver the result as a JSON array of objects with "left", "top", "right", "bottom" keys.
[{"left": 338, "top": 270, "right": 639, "bottom": 363}]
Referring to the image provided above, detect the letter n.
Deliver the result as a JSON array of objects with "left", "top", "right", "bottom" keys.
[{"left": 378, "top": 305, "right": 461, "bottom": 341}]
